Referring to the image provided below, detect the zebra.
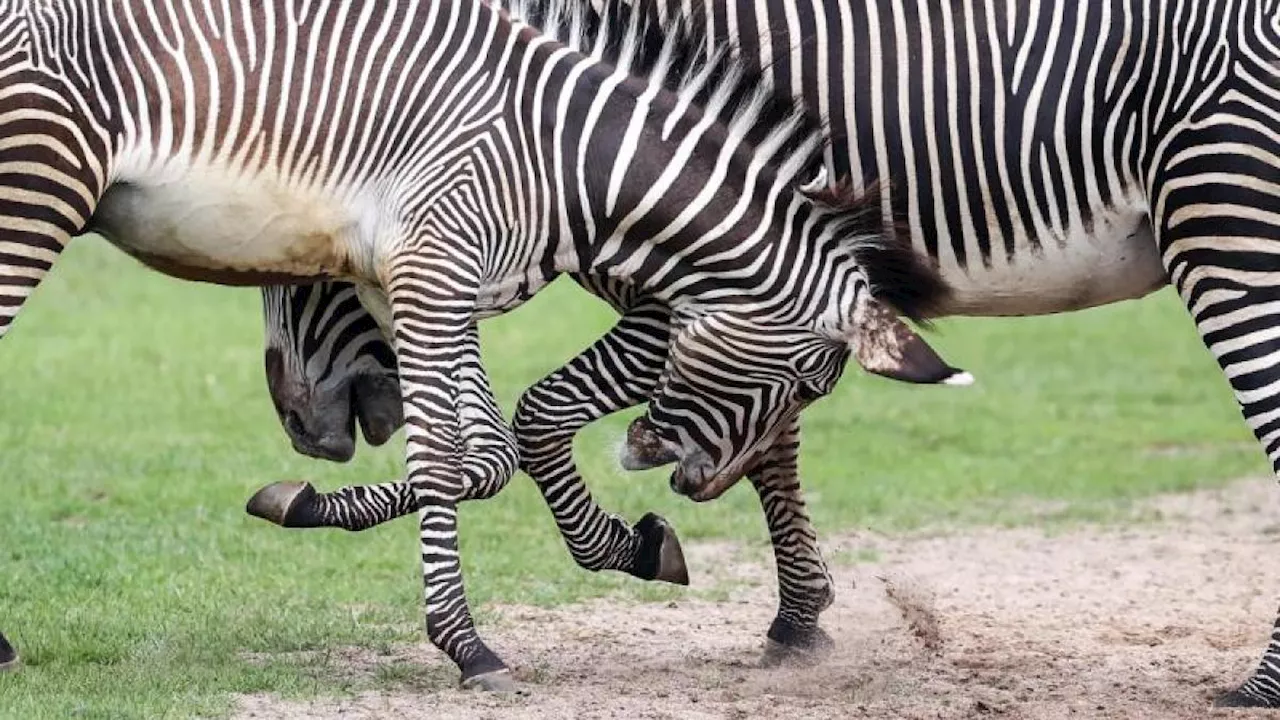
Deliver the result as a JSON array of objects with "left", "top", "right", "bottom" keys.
[
  {"left": 247, "top": 0, "right": 1280, "bottom": 706},
  {"left": 0, "top": 0, "right": 962, "bottom": 689}
]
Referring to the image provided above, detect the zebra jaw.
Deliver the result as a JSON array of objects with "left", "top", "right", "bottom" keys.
[{"left": 620, "top": 415, "right": 754, "bottom": 502}]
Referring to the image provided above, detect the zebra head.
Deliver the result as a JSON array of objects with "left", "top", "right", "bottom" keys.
[
  {"left": 261, "top": 283, "right": 402, "bottom": 462},
  {"left": 621, "top": 197, "right": 971, "bottom": 502}
]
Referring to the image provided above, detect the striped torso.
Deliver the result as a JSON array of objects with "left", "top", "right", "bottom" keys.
[{"left": 647, "top": 0, "right": 1280, "bottom": 315}]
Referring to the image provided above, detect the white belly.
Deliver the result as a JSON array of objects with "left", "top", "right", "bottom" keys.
[
  {"left": 939, "top": 208, "right": 1167, "bottom": 317},
  {"left": 90, "top": 167, "right": 373, "bottom": 285}
]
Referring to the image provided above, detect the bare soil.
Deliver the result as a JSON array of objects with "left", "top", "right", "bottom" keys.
[{"left": 235, "top": 478, "right": 1280, "bottom": 719}]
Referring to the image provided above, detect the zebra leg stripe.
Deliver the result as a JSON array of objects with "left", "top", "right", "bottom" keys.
[
  {"left": 1155, "top": 117, "right": 1280, "bottom": 707},
  {"left": 246, "top": 480, "right": 418, "bottom": 531},
  {"left": 1221, "top": 608, "right": 1280, "bottom": 707},
  {"left": 749, "top": 418, "right": 836, "bottom": 662},
  {"left": 298, "top": 482, "right": 416, "bottom": 530},
  {"left": 513, "top": 299, "right": 676, "bottom": 578},
  {"left": 388, "top": 259, "right": 508, "bottom": 684},
  {"left": 453, "top": 326, "right": 520, "bottom": 502}
]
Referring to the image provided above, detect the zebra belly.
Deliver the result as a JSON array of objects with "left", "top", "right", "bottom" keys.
[
  {"left": 938, "top": 215, "right": 1168, "bottom": 317},
  {"left": 89, "top": 173, "right": 370, "bottom": 286}
]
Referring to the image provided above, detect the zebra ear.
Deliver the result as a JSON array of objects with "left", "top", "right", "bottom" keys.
[{"left": 850, "top": 297, "right": 973, "bottom": 386}]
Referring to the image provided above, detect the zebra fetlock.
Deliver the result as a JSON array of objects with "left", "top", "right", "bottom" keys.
[{"left": 762, "top": 617, "right": 836, "bottom": 668}]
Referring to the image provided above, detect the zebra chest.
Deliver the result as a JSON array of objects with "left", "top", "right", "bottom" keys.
[{"left": 89, "top": 174, "right": 372, "bottom": 286}]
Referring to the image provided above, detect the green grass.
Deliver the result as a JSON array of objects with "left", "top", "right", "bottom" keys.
[{"left": 0, "top": 238, "right": 1266, "bottom": 718}]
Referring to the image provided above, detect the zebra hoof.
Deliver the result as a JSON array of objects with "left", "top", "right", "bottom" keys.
[
  {"left": 460, "top": 669, "right": 518, "bottom": 692},
  {"left": 631, "top": 513, "right": 689, "bottom": 586},
  {"left": 1214, "top": 688, "right": 1275, "bottom": 708},
  {"left": 761, "top": 618, "right": 834, "bottom": 668},
  {"left": 0, "top": 634, "right": 17, "bottom": 672},
  {"left": 245, "top": 481, "right": 320, "bottom": 528}
]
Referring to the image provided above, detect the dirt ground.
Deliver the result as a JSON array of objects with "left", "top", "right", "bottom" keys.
[{"left": 235, "top": 478, "right": 1280, "bottom": 719}]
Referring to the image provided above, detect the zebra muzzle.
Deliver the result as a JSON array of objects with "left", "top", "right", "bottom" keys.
[
  {"left": 352, "top": 372, "right": 404, "bottom": 446},
  {"left": 669, "top": 451, "right": 720, "bottom": 501}
]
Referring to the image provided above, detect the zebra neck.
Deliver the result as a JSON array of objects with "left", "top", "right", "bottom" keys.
[{"left": 513, "top": 63, "right": 826, "bottom": 309}]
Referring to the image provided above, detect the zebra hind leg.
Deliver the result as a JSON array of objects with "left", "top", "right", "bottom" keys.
[
  {"left": 1154, "top": 136, "right": 1280, "bottom": 707},
  {"left": 749, "top": 418, "right": 836, "bottom": 666},
  {"left": 513, "top": 296, "right": 688, "bottom": 585}
]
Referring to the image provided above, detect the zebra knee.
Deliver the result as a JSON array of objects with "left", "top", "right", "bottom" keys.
[
  {"left": 511, "top": 393, "right": 541, "bottom": 457},
  {"left": 512, "top": 391, "right": 575, "bottom": 467}
]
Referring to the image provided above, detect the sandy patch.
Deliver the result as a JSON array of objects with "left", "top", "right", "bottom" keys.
[{"left": 235, "top": 478, "right": 1280, "bottom": 719}]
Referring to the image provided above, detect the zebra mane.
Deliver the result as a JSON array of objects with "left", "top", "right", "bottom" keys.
[
  {"left": 806, "top": 180, "right": 949, "bottom": 323},
  {"left": 499, "top": 0, "right": 827, "bottom": 193}
]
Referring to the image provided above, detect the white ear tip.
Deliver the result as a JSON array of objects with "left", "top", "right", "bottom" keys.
[{"left": 943, "top": 371, "right": 975, "bottom": 387}]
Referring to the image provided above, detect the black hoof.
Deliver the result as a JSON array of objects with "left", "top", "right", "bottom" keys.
[
  {"left": 460, "top": 669, "right": 517, "bottom": 692},
  {"left": 630, "top": 513, "right": 689, "bottom": 586},
  {"left": 762, "top": 617, "right": 834, "bottom": 668},
  {"left": 245, "top": 481, "right": 321, "bottom": 528},
  {"left": 0, "top": 633, "right": 17, "bottom": 672},
  {"left": 1215, "top": 688, "right": 1276, "bottom": 708}
]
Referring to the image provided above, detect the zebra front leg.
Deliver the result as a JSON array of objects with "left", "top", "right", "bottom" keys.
[
  {"left": 387, "top": 264, "right": 517, "bottom": 691},
  {"left": 748, "top": 418, "right": 836, "bottom": 666},
  {"left": 512, "top": 297, "right": 689, "bottom": 584},
  {"left": 0, "top": 88, "right": 113, "bottom": 680},
  {"left": 246, "top": 479, "right": 417, "bottom": 530},
  {"left": 1152, "top": 150, "right": 1280, "bottom": 707}
]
